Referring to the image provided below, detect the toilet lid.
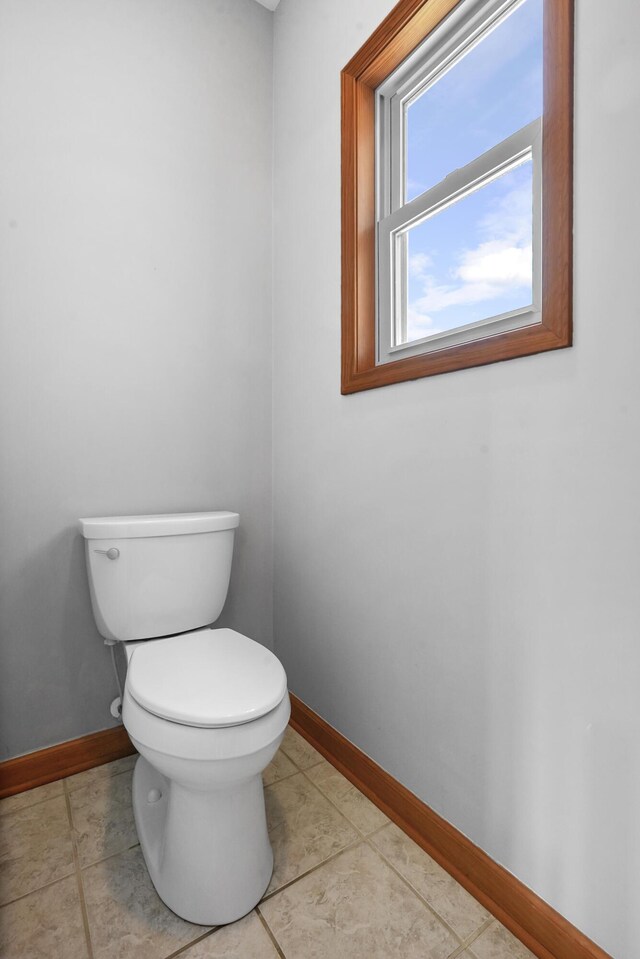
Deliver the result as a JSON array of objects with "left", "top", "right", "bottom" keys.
[{"left": 126, "top": 628, "right": 288, "bottom": 727}]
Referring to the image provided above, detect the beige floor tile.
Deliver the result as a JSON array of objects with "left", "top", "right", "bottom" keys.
[
  {"left": 69, "top": 768, "right": 138, "bottom": 867},
  {"left": 65, "top": 754, "right": 137, "bottom": 793},
  {"left": 0, "top": 874, "right": 88, "bottom": 959},
  {"left": 82, "top": 844, "right": 206, "bottom": 959},
  {"left": 262, "top": 748, "right": 297, "bottom": 786},
  {"left": 0, "top": 795, "right": 75, "bottom": 905},
  {"left": 280, "top": 726, "right": 324, "bottom": 769},
  {"left": 372, "top": 822, "right": 490, "bottom": 939},
  {"left": 181, "top": 911, "right": 279, "bottom": 958},
  {"left": 305, "top": 759, "right": 389, "bottom": 835},
  {"left": 0, "top": 780, "right": 64, "bottom": 817},
  {"left": 468, "top": 920, "right": 536, "bottom": 959},
  {"left": 261, "top": 841, "right": 460, "bottom": 959},
  {"left": 264, "top": 771, "right": 358, "bottom": 894}
]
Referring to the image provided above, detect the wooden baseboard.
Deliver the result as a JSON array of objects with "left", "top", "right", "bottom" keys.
[
  {"left": 290, "top": 693, "right": 611, "bottom": 959},
  {"left": 0, "top": 726, "right": 135, "bottom": 799}
]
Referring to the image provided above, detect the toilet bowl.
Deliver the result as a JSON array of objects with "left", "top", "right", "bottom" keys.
[
  {"left": 121, "top": 627, "right": 290, "bottom": 924},
  {"left": 79, "top": 511, "right": 288, "bottom": 925}
]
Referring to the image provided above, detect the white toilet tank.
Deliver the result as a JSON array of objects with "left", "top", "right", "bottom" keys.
[{"left": 78, "top": 511, "right": 240, "bottom": 642}]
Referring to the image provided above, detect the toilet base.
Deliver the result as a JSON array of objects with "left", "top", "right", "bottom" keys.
[{"left": 132, "top": 754, "right": 273, "bottom": 925}]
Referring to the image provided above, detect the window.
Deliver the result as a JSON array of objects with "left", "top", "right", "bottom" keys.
[{"left": 341, "top": 0, "right": 573, "bottom": 393}]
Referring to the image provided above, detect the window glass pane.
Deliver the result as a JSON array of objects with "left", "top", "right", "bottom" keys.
[
  {"left": 403, "top": 158, "right": 533, "bottom": 344},
  {"left": 405, "top": 0, "right": 542, "bottom": 201}
]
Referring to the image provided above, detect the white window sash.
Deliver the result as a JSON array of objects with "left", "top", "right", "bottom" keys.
[
  {"left": 377, "top": 118, "right": 542, "bottom": 364},
  {"left": 377, "top": 0, "right": 529, "bottom": 216}
]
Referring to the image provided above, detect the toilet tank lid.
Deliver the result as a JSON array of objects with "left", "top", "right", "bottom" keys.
[{"left": 78, "top": 511, "right": 240, "bottom": 540}]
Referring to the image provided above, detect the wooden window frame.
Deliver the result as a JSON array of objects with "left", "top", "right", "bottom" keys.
[{"left": 341, "top": 0, "right": 574, "bottom": 394}]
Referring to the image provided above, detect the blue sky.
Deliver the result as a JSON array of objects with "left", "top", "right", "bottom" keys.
[{"left": 403, "top": 0, "right": 543, "bottom": 342}]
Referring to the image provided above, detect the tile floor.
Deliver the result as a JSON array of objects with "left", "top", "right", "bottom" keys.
[{"left": 0, "top": 727, "right": 534, "bottom": 959}]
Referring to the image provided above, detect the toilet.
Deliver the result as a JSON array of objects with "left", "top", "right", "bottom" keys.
[{"left": 79, "top": 511, "right": 290, "bottom": 925}]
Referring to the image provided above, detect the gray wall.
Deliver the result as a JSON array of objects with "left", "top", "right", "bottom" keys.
[
  {"left": 272, "top": 2, "right": 640, "bottom": 958},
  {"left": 0, "top": 0, "right": 274, "bottom": 758},
  {"left": 1, "top": 0, "right": 637, "bottom": 954}
]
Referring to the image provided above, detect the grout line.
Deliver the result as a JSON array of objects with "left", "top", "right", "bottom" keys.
[
  {"left": 447, "top": 916, "right": 497, "bottom": 959},
  {"left": 65, "top": 761, "right": 139, "bottom": 874},
  {"left": 365, "top": 836, "right": 465, "bottom": 948},
  {"left": 259, "top": 837, "right": 364, "bottom": 904},
  {"left": 163, "top": 926, "right": 218, "bottom": 959},
  {"left": 0, "top": 788, "right": 66, "bottom": 818},
  {"left": 299, "top": 761, "right": 391, "bottom": 841},
  {"left": 65, "top": 763, "right": 136, "bottom": 797},
  {"left": 263, "top": 766, "right": 300, "bottom": 789},
  {"left": 0, "top": 869, "right": 78, "bottom": 909},
  {"left": 472, "top": 915, "right": 496, "bottom": 940},
  {"left": 265, "top": 761, "right": 360, "bottom": 846},
  {"left": 266, "top": 768, "right": 368, "bottom": 893},
  {"left": 256, "top": 906, "right": 287, "bottom": 957},
  {"left": 79, "top": 841, "right": 141, "bottom": 872},
  {"left": 280, "top": 752, "right": 325, "bottom": 773},
  {"left": 447, "top": 942, "right": 470, "bottom": 959},
  {"left": 454, "top": 916, "right": 496, "bottom": 955},
  {"left": 278, "top": 741, "right": 302, "bottom": 771},
  {"left": 63, "top": 779, "right": 95, "bottom": 959},
  {"left": 294, "top": 745, "right": 392, "bottom": 840},
  {"left": 366, "top": 831, "right": 498, "bottom": 952},
  {"left": 279, "top": 727, "right": 325, "bottom": 772},
  {"left": 299, "top": 766, "right": 370, "bottom": 840},
  {"left": 365, "top": 819, "right": 392, "bottom": 840}
]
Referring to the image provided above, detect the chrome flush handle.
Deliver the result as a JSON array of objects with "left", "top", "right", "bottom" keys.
[{"left": 94, "top": 547, "right": 120, "bottom": 560}]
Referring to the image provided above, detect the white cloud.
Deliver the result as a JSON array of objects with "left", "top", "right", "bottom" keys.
[
  {"left": 413, "top": 277, "right": 504, "bottom": 314},
  {"left": 407, "top": 175, "right": 533, "bottom": 323},
  {"left": 408, "top": 252, "right": 433, "bottom": 278},
  {"left": 456, "top": 240, "right": 532, "bottom": 285},
  {"left": 406, "top": 308, "right": 442, "bottom": 340},
  {"left": 478, "top": 175, "right": 533, "bottom": 244}
]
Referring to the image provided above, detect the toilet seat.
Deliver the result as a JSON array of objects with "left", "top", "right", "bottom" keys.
[
  {"left": 123, "top": 683, "right": 290, "bottom": 764},
  {"left": 127, "top": 627, "right": 287, "bottom": 729}
]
